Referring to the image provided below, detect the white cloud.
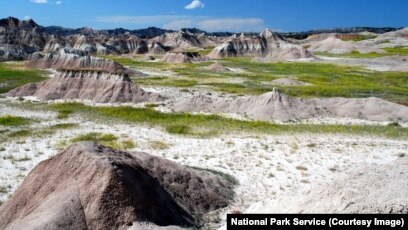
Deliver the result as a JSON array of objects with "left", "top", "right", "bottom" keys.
[
  {"left": 185, "top": 0, "right": 205, "bottom": 10},
  {"left": 31, "top": 0, "right": 48, "bottom": 3},
  {"left": 94, "top": 15, "right": 266, "bottom": 32},
  {"left": 23, "top": 16, "right": 32, "bottom": 20},
  {"left": 56, "top": 1, "right": 62, "bottom": 5}
]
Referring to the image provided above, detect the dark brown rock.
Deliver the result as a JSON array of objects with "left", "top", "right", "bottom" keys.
[{"left": 0, "top": 142, "right": 235, "bottom": 230}]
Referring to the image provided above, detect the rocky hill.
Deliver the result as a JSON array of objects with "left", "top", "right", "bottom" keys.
[
  {"left": 174, "top": 88, "right": 408, "bottom": 122},
  {"left": 6, "top": 69, "right": 162, "bottom": 103},
  {"left": 0, "top": 142, "right": 235, "bottom": 229},
  {"left": 208, "top": 29, "right": 313, "bottom": 61}
]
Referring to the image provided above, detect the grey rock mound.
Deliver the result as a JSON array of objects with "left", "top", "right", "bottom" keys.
[
  {"left": 208, "top": 29, "right": 313, "bottom": 61},
  {"left": 174, "top": 88, "right": 408, "bottom": 122},
  {"left": 161, "top": 52, "right": 207, "bottom": 63},
  {"left": 0, "top": 142, "right": 235, "bottom": 230},
  {"left": 206, "top": 62, "right": 229, "bottom": 72},
  {"left": 260, "top": 157, "right": 408, "bottom": 214},
  {"left": 308, "top": 36, "right": 381, "bottom": 54},
  {"left": 27, "top": 49, "right": 142, "bottom": 76},
  {"left": 6, "top": 69, "right": 162, "bottom": 103}
]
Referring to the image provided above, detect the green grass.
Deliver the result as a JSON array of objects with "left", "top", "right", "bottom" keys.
[
  {"left": 0, "top": 116, "right": 31, "bottom": 126},
  {"left": 104, "top": 55, "right": 408, "bottom": 105},
  {"left": 316, "top": 46, "right": 408, "bottom": 59},
  {"left": 339, "top": 34, "right": 377, "bottom": 42},
  {"left": 47, "top": 103, "right": 408, "bottom": 139},
  {"left": 71, "top": 132, "right": 136, "bottom": 150},
  {"left": 1, "top": 123, "right": 77, "bottom": 142},
  {"left": 0, "top": 62, "right": 47, "bottom": 93},
  {"left": 57, "top": 109, "right": 73, "bottom": 119},
  {"left": 8, "top": 130, "right": 32, "bottom": 138}
]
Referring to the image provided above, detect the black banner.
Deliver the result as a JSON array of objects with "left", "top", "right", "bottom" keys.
[{"left": 227, "top": 214, "right": 407, "bottom": 230}]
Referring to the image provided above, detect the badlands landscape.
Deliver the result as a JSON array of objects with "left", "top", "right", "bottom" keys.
[{"left": 0, "top": 16, "right": 407, "bottom": 229}]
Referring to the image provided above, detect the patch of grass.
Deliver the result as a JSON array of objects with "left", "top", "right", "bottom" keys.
[
  {"left": 0, "top": 62, "right": 47, "bottom": 93},
  {"left": 165, "top": 125, "right": 192, "bottom": 135},
  {"left": 148, "top": 140, "right": 169, "bottom": 150},
  {"left": 0, "top": 186, "right": 8, "bottom": 193},
  {"left": 0, "top": 116, "right": 31, "bottom": 126},
  {"left": 57, "top": 109, "right": 73, "bottom": 119},
  {"left": 135, "top": 77, "right": 198, "bottom": 88},
  {"left": 99, "top": 55, "right": 171, "bottom": 69},
  {"left": 8, "top": 130, "right": 32, "bottom": 138},
  {"left": 71, "top": 132, "right": 135, "bottom": 150},
  {"left": 339, "top": 34, "right": 377, "bottom": 42},
  {"left": 144, "top": 103, "right": 160, "bottom": 108},
  {"left": 40, "top": 123, "right": 78, "bottom": 135},
  {"left": 45, "top": 103, "right": 408, "bottom": 139},
  {"left": 316, "top": 46, "right": 408, "bottom": 59},
  {"left": 16, "top": 155, "right": 31, "bottom": 162},
  {"left": 121, "top": 139, "right": 137, "bottom": 150}
]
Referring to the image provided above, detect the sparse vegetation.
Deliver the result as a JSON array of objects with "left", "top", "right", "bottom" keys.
[
  {"left": 0, "top": 62, "right": 47, "bottom": 94},
  {"left": 109, "top": 56, "right": 408, "bottom": 104},
  {"left": 339, "top": 34, "right": 377, "bottom": 42},
  {"left": 316, "top": 46, "right": 408, "bottom": 58},
  {"left": 165, "top": 125, "right": 192, "bottom": 135},
  {"left": 47, "top": 103, "right": 408, "bottom": 139},
  {"left": 0, "top": 186, "right": 8, "bottom": 193},
  {"left": 71, "top": 132, "right": 136, "bottom": 150},
  {"left": 57, "top": 109, "right": 73, "bottom": 119},
  {"left": 148, "top": 140, "right": 169, "bottom": 150},
  {"left": 0, "top": 116, "right": 31, "bottom": 126}
]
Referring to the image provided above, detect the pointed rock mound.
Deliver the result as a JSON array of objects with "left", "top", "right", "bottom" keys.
[
  {"left": 0, "top": 142, "right": 235, "bottom": 229},
  {"left": 161, "top": 52, "right": 207, "bottom": 63},
  {"left": 206, "top": 62, "right": 229, "bottom": 72},
  {"left": 6, "top": 69, "right": 162, "bottom": 103}
]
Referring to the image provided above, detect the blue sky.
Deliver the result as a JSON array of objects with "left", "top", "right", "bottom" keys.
[{"left": 1, "top": 0, "right": 407, "bottom": 32}]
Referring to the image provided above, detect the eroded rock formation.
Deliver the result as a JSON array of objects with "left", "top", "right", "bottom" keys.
[{"left": 0, "top": 142, "right": 235, "bottom": 229}]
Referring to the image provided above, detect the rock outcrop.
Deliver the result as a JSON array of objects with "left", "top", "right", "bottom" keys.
[
  {"left": 161, "top": 52, "right": 207, "bottom": 63},
  {"left": 27, "top": 49, "right": 141, "bottom": 76},
  {"left": 208, "top": 29, "right": 313, "bottom": 61},
  {"left": 174, "top": 88, "right": 408, "bottom": 122},
  {"left": 206, "top": 62, "right": 229, "bottom": 72},
  {"left": 0, "top": 17, "right": 48, "bottom": 60},
  {"left": 0, "top": 142, "right": 235, "bottom": 229},
  {"left": 6, "top": 69, "right": 161, "bottom": 103},
  {"left": 308, "top": 36, "right": 381, "bottom": 54}
]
